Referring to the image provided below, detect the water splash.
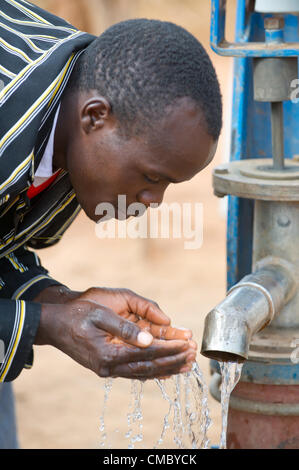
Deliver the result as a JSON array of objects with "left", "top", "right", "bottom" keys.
[
  {"left": 125, "top": 380, "right": 144, "bottom": 449},
  {"left": 218, "top": 361, "right": 243, "bottom": 449},
  {"left": 99, "top": 361, "right": 211, "bottom": 449},
  {"left": 154, "top": 379, "right": 174, "bottom": 448},
  {"left": 99, "top": 377, "right": 113, "bottom": 448},
  {"left": 190, "top": 362, "right": 211, "bottom": 449},
  {"left": 154, "top": 362, "right": 211, "bottom": 449}
]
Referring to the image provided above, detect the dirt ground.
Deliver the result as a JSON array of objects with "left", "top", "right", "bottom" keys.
[{"left": 12, "top": 0, "right": 235, "bottom": 449}]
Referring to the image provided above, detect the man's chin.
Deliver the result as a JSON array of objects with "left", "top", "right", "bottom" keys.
[
  {"left": 91, "top": 209, "right": 131, "bottom": 222},
  {"left": 115, "top": 210, "right": 131, "bottom": 220},
  {"left": 84, "top": 202, "right": 145, "bottom": 222}
]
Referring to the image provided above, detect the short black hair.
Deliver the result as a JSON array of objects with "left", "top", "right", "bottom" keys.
[{"left": 70, "top": 19, "right": 222, "bottom": 140}]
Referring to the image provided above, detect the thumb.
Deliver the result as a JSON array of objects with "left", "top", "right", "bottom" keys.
[{"left": 92, "top": 305, "right": 153, "bottom": 347}]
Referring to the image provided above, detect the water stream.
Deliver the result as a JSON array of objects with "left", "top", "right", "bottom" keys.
[
  {"left": 99, "top": 361, "right": 211, "bottom": 449},
  {"left": 218, "top": 361, "right": 243, "bottom": 449},
  {"left": 99, "top": 360, "right": 243, "bottom": 449},
  {"left": 99, "top": 377, "right": 113, "bottom": 448},
  {"left": 125, "top": 380, "right": 144, "bottom": 448},
  {"left": 154, "top": 361, "right": 212, "bottom": 449}
]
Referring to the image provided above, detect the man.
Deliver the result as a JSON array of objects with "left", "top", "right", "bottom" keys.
[{"left": 0, "top": 0, "right": 222, "bottom": 448}]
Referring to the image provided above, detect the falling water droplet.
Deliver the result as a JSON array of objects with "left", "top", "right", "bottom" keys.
[
  {"left": 153, "top": 362, "right": 212, "bottom": 449},
  {"left": 99, "top": 377, "right": 113, "bottom": 448},
  {"left": 126, "top": 380, "right": 144, "bottom": 449},
  {"left": 219, "top": 361, "right": 243, "bottom": 449}
]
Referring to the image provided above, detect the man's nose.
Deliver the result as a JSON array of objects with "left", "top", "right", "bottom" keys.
[{"left": 137, "top": 188, "right": 165, "bottom": 207}]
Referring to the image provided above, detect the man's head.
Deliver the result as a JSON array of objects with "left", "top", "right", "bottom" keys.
[{"left": 56, "top": 19, "right": 222, "bottom": 221}]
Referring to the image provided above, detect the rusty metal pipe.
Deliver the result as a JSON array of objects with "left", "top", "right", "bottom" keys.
[{"left": 271, "top": 102, "right": 284, "bottom": 171}]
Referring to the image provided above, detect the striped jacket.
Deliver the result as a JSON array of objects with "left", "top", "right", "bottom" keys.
[{"left": 0, "top": 0, "right": 95, "bottom": 381}]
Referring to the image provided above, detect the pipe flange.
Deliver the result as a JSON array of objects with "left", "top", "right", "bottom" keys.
[{"left": 213, "top": 158, "right": 299, "bottom": 201}]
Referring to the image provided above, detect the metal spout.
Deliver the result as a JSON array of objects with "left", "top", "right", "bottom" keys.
[{"left": 201, "top": 264, "right": 295, "bottom": 362}]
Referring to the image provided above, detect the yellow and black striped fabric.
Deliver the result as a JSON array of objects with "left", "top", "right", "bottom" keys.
[{"left": 0, "top": 0, "right": 95, "bottom": 381}]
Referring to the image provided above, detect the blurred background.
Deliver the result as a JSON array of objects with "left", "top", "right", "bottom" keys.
[{"left": 13, "top": 0, "right": 236, "bottom": 448}]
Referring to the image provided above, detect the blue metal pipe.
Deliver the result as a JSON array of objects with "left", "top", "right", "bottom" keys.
[
  {"left": 208, "top": 0, "right": 299, "bottom": 415},
  {"left": 211, "top": 0, "right": 299, "bottom": 57}
]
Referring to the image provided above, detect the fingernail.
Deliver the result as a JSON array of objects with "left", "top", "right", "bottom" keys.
[{"left": 137, "top": 331, "right": 153, "bottom": 346}]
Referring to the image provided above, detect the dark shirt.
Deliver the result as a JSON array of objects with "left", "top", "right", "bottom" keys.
[{"left": 0, "top": 0, "right": 95, "bottom": 381}]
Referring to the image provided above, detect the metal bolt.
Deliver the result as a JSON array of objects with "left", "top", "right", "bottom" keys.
[
  {"left": 213, "top": 189, "right": 226, "bottom": 198},
  {"left": 264, "top": 17, "right": 284, "bottom": 30},
  {"left": 214, "top": 168, "right": 229, "bottom": 175},
  {"left": 277, "top": 215, "right": 291, "bottom": 228}
]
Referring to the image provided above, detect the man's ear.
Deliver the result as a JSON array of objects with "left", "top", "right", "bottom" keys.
[{"left": 81, "top": 97, "right": 112, "bottom": 134}]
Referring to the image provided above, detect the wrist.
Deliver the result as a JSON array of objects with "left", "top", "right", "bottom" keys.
[
  {"left": 33, "top": 285, "right": 81, "bottom": 304},
  {"left": 34, "top": 303, "right": 67, "bottom": 347}
]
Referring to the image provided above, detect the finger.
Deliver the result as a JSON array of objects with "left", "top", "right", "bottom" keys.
[
  {"left": 147, "top": 323, "right": 193, "bottom": 341},
  {"left": 103, "top": 338, "right": 191, "bottom": 365},
  {"left": 109, "top": 350, "right": 192, "bottom": 379},
  {"left": 155, "top": 362, "right": 194, "bottom": 380},
  {"left": 156, "top": 351, "right": 197, "bottom": 377},
  {"left": 123, "top": 291, "right": 170, "bottom": 326},
  {"left": 127, "top": 313, "right": 139, "bottom": 323},
  {"left": 188, "top": 339, "right": 197, "bottom": 350},
  {"left": 92, "top": 306, "right": 153, "bottom": 348},
  {"left": 134, "top": 320, "right": 196, "bottom": 346},
  {"left": 179, "top": 363, "right": 194, "bottom": 374}
]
